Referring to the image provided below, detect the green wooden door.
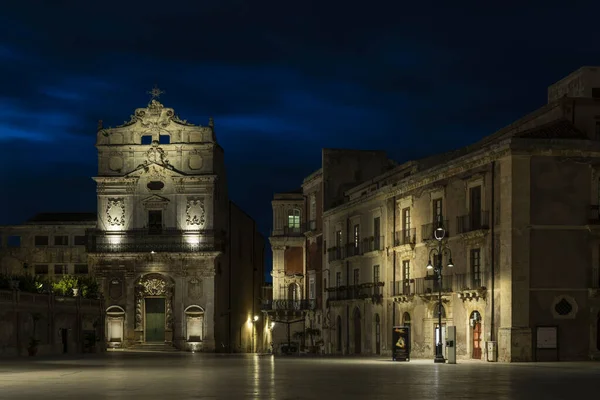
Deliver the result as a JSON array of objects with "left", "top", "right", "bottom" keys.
[{"left": 145, "top": 298, "right": 165, "bottom": 342}]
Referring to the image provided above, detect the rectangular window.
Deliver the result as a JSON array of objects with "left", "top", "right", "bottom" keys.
[
  {"left": 309, "top": 278, "right": 316, "bottom": 300},
  {"left": 373, "top": 217, "right": 381, "bottom": 250},
  {"left": 148, "top": 210, "right": 163, "bottom": 234},
  {"left": 470, "top": 186, "right": 482, "bottom": 228},
  {"left": 159, "top": 135, "right": 171, "bottom": 144},
  {"left": 310, "top": 195, "right": 316, "bottom": 221},
  {"left": 402, "top": 208, "right": 411, "bottom": 232},
  {"left": 471, "top": 249, "right": 481, "bottom": 288},
  {"left": 54, "top": 236, "right": 69, "bottom": 246},
  {"left": 54, "top": 264, "right": 67, "bottom": 275},
  {"left": 35, "top": 264, "right": 49, "bottom": 275},
  {"left": 335, "top": 230, "right": 342, "bottom": 248},
  {"left": 353, "top": 224, "right": 360, "bottom": 248},
  {"left": 74, "top": 264, "right": 88, "bottom": 275},
  {"left": 34, "top": 236, "right": 49, "bottom": 246},
  {"left": 288, "top": 209, "right": 300, "bottom": 229},
  {"left": 7, "top": 236, "right": 21, "bottom": 247},
  {"left": 353, "top": 268, "right": 359, "bottom": 286},
  {"left": 433, "top": 198, "right": 443, "bottom": 224},
  {"left": 141, "top": 135, "right": 153, "bottom": 145},
  {"left": 402, "top": 260, "right": 411, "bottom": 294},
  {"left": 373, "top": 265, "right": 380, "bottom": 283},
  {"left": 74, "top": 235, "right": 86, "bottom": 246},
  {"left": 335, "top": 272, "right": 342, "bottom": 288}
]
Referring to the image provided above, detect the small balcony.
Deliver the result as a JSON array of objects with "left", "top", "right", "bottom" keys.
[
  {"left": 590, "top": 205, "right": 600, "bottom": 225},
  {"left": 271, "top": 224, "right": 306, "bottom": 237},
  {"left": 261, "top": 299, "right": 316, "bottom": 311},
  {"left": 394, "top": 229, "right": 416, "bottom": 247},
  {"left": 326, "top": 282, "right": 385, "bottom": 302},
  {"left": 85, "top": 228, "right": 222, "bottom": 253},
  {"left": 346, "top": 243, "right": 363, "bottom": 258},
  {"left": 456, "top": 211, "right": 490, "bottom": 234},
  {"left": 361, "top": 236, "right": 385, "bottom": 253},
  {"left": 421, "top": 220, "right": 450, "bottom": 242},
  {"left": 327, "top": 246, "right": 345, "bottom": 262}
]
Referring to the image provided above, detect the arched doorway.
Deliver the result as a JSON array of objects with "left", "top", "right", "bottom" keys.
[
  {"left": 336, "top": 316, "right": 342, "bottom": 352},
  {"left": 470, "top": 311, "right": 482, "bottom": 359},
  {"left": 353, "top": 307, "right": 361, "bottom": 354},
  {"left": 375, "top": 314, "right": 381, "bottom": 355}
]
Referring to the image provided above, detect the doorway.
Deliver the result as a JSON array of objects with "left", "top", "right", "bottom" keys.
[
  {"left": 61, "top": 328, "right": 68, "bottom": 353},
  {"left": 145, "top": 298, "right": 166, "bottom": 342},
  {"left": 336, "top": 316, "right": 342, "bottom": 352},
  {"left": 353, "top": 308, "right": 361, "bottom": 354},
  {"left": 470, "top": 311, "right": 482, "bottom": 359},
  {"left": 375, "top": 314, "right": 381, "bottom": 355}
]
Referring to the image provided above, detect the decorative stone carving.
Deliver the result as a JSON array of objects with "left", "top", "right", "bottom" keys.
[
  {"left": 109, "top": 278, "right": 123, "bottom": 300},
  {"left": 186, "top": 198, "right": 206, "bottom": 227},
  {"left": 188, "top": 151, "right": 203, "bottom": 170},
  {"left": 106, "top": 198, "right": 125, "bottom": 226},
  {"left": 165, "top": 297, "right": 173, "bottom": 329},
  {"left": 108, "top": 152, "right": 124, "bottom": 171},
  {"left": 188, "top": 277, "right": 203, "bottom": 300},
  {"left": 142, "top": 278, "right": 167, "bottom": 296},
  {"left": 146, "top": 141, "right": 170, "bottom": 166},
  {"left": 135, "top": 288, "right": 143, "bottom": 330}
]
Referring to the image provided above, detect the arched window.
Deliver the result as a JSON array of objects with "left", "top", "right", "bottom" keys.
[
  {"left": 288, "top": 209, "right": 301, "bottom": 229},
  {"left": 402, "top": 312, "right": 411, "bottom": 327}
]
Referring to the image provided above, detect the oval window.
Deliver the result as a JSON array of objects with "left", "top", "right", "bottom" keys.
[{"left": 147, "top": 181, "right": 165, "bottom": 191}]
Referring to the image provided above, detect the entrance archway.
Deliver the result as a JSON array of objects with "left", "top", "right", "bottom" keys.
[
  {"left": 135, "top": 273, "right": 174, "bottom": 343},
  {"left": 353, "top": 307, "right": 361, "bottom": 354},
  {"left": 470, "top": 311, "right": 482, "bottom": 359},
  {"left": 375, "top": 314, "right": 381, "bottom": 355}
]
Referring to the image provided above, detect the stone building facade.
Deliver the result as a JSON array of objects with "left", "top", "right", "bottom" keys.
[
  {"left": 274, "top": 66, "right": 600, "bottom": 361},
  {"left": 0, "top": 98, "right": 264, "bottom": 353},
  {"left": 265, "top": 149, "right": 393, "bottom": 352}
]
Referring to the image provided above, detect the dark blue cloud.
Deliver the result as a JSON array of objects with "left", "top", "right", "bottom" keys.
[{"left": 1, "top": 0, "right": 600, "bottom": 280}]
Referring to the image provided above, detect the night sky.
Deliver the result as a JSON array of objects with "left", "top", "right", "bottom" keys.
[{"left": 1, "top": 1, "right": 599, "bottom": 280}]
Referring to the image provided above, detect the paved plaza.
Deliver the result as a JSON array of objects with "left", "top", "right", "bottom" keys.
[{"left": 0, "top": 352, "right": 598, "bottom": 399}]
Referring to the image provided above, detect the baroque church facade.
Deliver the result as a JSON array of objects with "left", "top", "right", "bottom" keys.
[{"left": 0, "top": 96, "right": 265, "bottom": 353}]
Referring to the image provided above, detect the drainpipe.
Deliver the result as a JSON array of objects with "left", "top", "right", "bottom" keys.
[
  {"left": 392, "top": 196, "right": 397, "bottom": 327},
  {"left": 490, "top": 161, "right": 496, "bottom": 342}
]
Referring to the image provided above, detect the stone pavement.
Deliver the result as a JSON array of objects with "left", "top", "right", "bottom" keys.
[{"left": 0, "top": 352, "right": 598, "bottom": 399}]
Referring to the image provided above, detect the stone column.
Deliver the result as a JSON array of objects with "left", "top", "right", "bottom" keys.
[{"left": 498, "top": 155, "right": 532, "bottom": 362}]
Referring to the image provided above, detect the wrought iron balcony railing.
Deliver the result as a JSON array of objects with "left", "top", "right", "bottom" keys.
[
  {"left": 261, "top": 299, "right": 316, "bottom": 311},
  {"left": 271, "top": 224, "right": 306, "bottom": 237},
  {"left": 361, "top": 236, "right": 385, "bottom": 253},
  {"left": 456, "top": 211, "right": 490, "bottom": 234},
  {"left": 390, "top": 272, "right": 488, "bottom": 296},
  {"left": 346, "top": 243, "right": 363, "bottom": 257},
  {"left": 85, "top": 228, "right": 223, "bottom": 253},
  {"left": 394, "top": 229, "right": 416, "bottom": 246},
  {"left": 327, "top": 246, "right": 345, "bottom": 262},
  {"left": 421, "top": 220, "right": 450, "bottom": 242},
  {"left": 326, "top": 282, "right": 385, "bottom": 301}
]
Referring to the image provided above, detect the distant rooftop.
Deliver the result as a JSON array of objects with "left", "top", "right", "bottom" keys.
[{"left": 26, "top": 212, "right": 98, "bottom": 224}]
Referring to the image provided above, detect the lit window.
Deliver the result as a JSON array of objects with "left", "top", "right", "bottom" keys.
[{"left": 288, "top": 209, "right": 300, "bottom": 228}]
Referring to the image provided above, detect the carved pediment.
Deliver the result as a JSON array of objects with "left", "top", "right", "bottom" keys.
[
  {"left": 125, "top": 162, "right": 186, "bottom": 179},
  {"left": 142, "top": 194, "right": 170, "bottom": 209}
]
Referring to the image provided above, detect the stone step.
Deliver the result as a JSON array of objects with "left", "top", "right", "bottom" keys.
[{"left": 127, "top": 343, "right": 180, "bottom": 352}]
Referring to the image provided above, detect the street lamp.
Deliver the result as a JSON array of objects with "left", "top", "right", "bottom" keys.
[{"left": 426, "top": 215, "right": 454, "bottom": 364}]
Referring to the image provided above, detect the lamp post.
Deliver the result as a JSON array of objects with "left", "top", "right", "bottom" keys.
[{"left": 426, "top": 215, "right": 454, "bottom": 364}]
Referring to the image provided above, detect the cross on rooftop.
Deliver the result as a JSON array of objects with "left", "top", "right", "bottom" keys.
[{"left": 147, "top": 85, "right": 165, "bottom": 100}]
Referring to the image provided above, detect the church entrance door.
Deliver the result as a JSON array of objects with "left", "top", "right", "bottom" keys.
[{"left": 145, "top": 298, "right": 166, "bottom": 342}]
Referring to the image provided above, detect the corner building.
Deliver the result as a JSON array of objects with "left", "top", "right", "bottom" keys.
[
  {"left": 275, "top": 67, "right": 600, "bottom": 361},
  {"left": 0, "top": 98, "right": 265, "bottom": 353}
]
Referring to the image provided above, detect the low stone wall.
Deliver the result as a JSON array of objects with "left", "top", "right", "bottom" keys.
[{"left": 0, "top": 290, "right": 105, "bottom": 357}]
